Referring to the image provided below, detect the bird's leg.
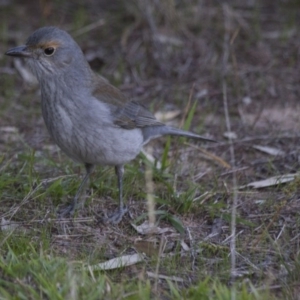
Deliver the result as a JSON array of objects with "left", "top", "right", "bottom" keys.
[
  {"left": 105, "top": 165, "right": 128, "bottom": 224},
  {"left": 59, "top": 163, "right": 94, "bottom": 217},
  {"left": 115, "top": 165, "right": 128, "bottom": 216}
]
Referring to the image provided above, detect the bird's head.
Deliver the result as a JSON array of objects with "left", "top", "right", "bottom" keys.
[{"left": 6, "top": 26, "right": 88, "bottom": 79}]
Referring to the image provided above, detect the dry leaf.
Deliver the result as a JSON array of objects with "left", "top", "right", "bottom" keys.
[
  {"left": 131, "top": 221, "right": 175, "bottom": 235},
  {"left": 1, "top": 218, "right": 19, "bottom": 232},
  {"left": 239, "top": 173, "right": 300, "bottom": 189},
  {"left": 146, "top": 271, "right": 184, "bottom": 282},
  {"left": 180, "top": 240, "right": 190, "bottom": 251},
  {"left": 153, "top": 34, "right": 183, "bottom": 46},
  {"left": 195, "top": 89, "right": 208, "bottom": 99},
  {"left": 223, "top": 131, "right": 238, "bottom": 139},
  {"left": 0, "top": 126, "right": 20, "bottom": 143},
  {"left": 141, "top": 148, "right": 162, "bottom": 170},
  {"left": 252, "top": 145, "right": 285, "bottom": 156},
  {"left": 86, "top": 254, "right": 144, "bottom": 270},
  {"left": 154, "top": 110, "right": 181, "bottom": 122},
  {"left": 242, "top": 96, "right": 252, "bottom": 105}
]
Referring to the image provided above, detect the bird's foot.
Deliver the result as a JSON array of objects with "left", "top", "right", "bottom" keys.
[
  {"left": 57, "top": 203, "right": 76, "bottom": 218},
  {"left": 102, "top": 206, "right": 128, "bottom": 224}
]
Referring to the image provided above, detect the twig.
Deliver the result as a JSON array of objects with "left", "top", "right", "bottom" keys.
[
  {"left": 145, "top": 146, "right": 156, "bottom": 229},
  {"left": 185, "top": 142, "right": 231, "bottom": 168},
  {"left": 154, "top": 235, "right": 167, "bottom": 294},
  {"left": 206, "top": 134, "right": 300, "bottom": 148},
  {"left": 220, "top": 166, "right": 249, "bottom": 176},
  {"left": 252, "top": 199, "right": 287, "bottom": 248},
  {"left": 73, "top": 19, "right": 105, "bottom": 37},
  {"left": 180, "top": 83, "right": 194, "bottom": 128},
  {"left": 0, "top": 217, "right": 94, "bottom": 227},
  {"left": 187, "top": 227, "right": 196, "bottom": 270},
  {"left": 235, "top": 251, "right": 260, "bottom": 271},
  {"left": 7, "top": 175, "right": 76, "bottom": 220},
  {"left": 222, "top": 4, "right": 238, "bottom": 288}
]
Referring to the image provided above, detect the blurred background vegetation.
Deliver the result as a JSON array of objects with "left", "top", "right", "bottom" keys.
[{"left": 1, "top": 0, "right": 300, "bottom": 137}]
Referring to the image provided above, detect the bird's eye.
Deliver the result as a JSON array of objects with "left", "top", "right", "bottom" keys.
[{"left": 44, "top": 47, "right": 55, "bottom": 56}]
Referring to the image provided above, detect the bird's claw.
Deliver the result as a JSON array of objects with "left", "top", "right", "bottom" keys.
[
  {"left": 57, "top": 203, "right": 76, "bottom": 218},
  {"left": 102, "top": 206, "right": 128, "bottom": 224}
]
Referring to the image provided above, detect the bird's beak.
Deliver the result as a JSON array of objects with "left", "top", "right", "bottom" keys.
[{"left": 5, "top": 45, "right": 32, "bottom": 58}]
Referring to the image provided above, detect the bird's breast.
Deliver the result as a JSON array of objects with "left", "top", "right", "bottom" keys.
[{"left": 40, "top": 87, "right": 144, "bottom": 165}]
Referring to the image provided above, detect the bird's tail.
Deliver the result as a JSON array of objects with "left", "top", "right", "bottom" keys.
[{"left": 142, "top": 125, "right": 217, "bottom": 144}]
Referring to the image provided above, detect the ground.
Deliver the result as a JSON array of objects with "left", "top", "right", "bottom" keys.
[{"left": 0, "top": 1, "right": 300, "bottom": 299}]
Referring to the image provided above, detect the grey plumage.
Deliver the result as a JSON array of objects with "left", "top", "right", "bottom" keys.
[{"left": 6, "top": 26, "right": 216, "bottom": 223}]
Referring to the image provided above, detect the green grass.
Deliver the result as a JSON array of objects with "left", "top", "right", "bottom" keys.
[
  {"left": 0, "top": 122, "right": 289, "bottom": 299},
  {"left": 0, "top": 237, "right": 274, "bottom": 299},
  {"left": 0, "top": 145, "right": 284, "bottom": 299}
]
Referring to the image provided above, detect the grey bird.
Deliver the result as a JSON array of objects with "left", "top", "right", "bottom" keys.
[{"left": 6, "top": 26, "right": 216, "bottom": 223}]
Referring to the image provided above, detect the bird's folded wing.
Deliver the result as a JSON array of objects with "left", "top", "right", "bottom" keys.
[
  {"left": 92, "top": 78, "right": 163, "bottom": 129},
  {"left": 113, "top": 101, "right": 163, "bottom": 129}
]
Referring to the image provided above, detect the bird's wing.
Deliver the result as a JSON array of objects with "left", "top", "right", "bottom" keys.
[
  {"left": 113, "top": 100, "right": 164, "bottom": 129},
  {"left": 92, "top": 77, "right": 163, "bottom": 129}
]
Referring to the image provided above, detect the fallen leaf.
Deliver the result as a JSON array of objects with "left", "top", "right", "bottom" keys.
[
  {"left": 239, "top": 173, "right": 300, "bottom": 189},
  {"left": 86, "top": 254, "right": 144, "bottom": 271},
  {"left": 223, "top": 131, "right": 238, "bottom": 139},
  {"left": 153, "top": 34, "right": 183, "bottom": 46},
  {"left": 1, "top": 218, "right": 19, "bottom": 232},
  {"left": 154, "top": 110, "right": 181, "bottom": 122},
  {"left": 252, "top": 145, "right": 285, "bottom": 156},
  {"left": 0, "top": 126, "right": 20, "bottom": 143},
  {"left": 131, "top": 221, "right": 175, "bottom": 235},
  {"left": 180, "top": 240, "right": 190, "bottom": 251},
  {"left": 141, "top": 148, "right": 162, "bottom": 170},
  {"left": 146, "top": 271, "right": 184, "bottom": 282}
]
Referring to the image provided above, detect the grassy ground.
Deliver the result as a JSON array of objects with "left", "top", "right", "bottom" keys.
[{"left": 1, "top": 0, "right": 300, "bottom": 299}]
